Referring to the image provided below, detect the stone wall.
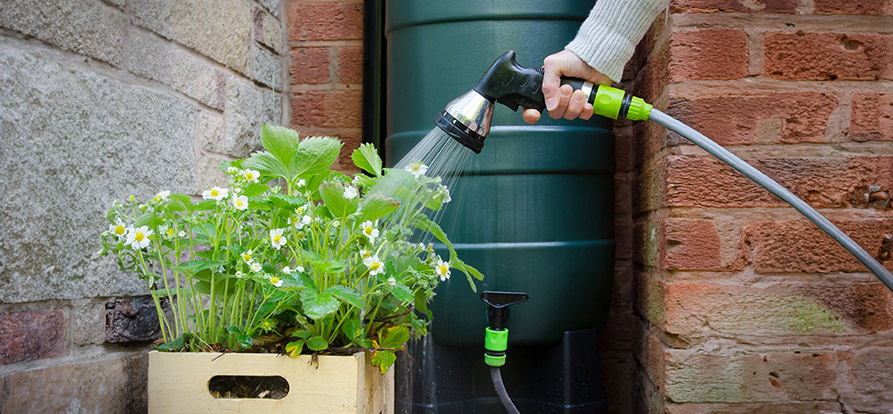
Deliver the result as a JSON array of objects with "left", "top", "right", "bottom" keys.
[
  {"left": 0, "top": 0, "right": 287, "bottom": 412},
  {"left": 613, "top": 1, "right": 893, "bottom": 412}
]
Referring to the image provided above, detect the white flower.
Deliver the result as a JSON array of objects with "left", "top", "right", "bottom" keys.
[
  {"left": 153, "top": 191, "right": 170, "bottom": 203},
  {"left": 297, "top": 179, "right": 306, "bottom": 188},
  {"left": 442, "top": 186, "right": 451, "bottom": 204},
  {"left": 158, "top": 225, "right": 175, "bottom": 240},
  {"left": 387, "top": 276, "right": 396, "bottom": 286},
  {"left": 360, "top": 249, "right": 371, "bottom": 259},
  {"left": 241, "top": 250, "right": 253, "bottom": 264},
  {"left": 418, "top": 243, "right": 426, "bottom": 250},
  {"left": 241, "top": 169, "right": 260, "bottom": 183},
  {"left": 202, "top": 186, "right": 228, "bottom": 201},
  {"left": 282, "top": 266, "right": 293, "bottom": 274},
  {"left": 235, "top": 271, "right": 244, "bottom": 278},
  {"left": 234, "top": 187, "right": 242, "bottom": 194},
  {"left": 361, "top": 220, "right": 379, "bottom": 242},
  {"left": 250, "top": 262, "right": 262, "bottom": 273},
  {"left": 343, "top": 186, "right": 358, "bottom": 200},
  {"left": 126, "top": 226, "right": 153, "bottom": 250},
  {"left": 232, "top": 195, "right": 248, "bottom": 210},
  {"left": 178, "top": 230, "right": 186, "bottom": 238},
  {"left": 270, "top": 228, "right": 287, "bottom": 250},
  {"left": 226, "top": 166, "right": 240, "bottom": 175},
  {"left": 269, "top": 275, "right": 283, "bottom": 288},
  {"left": 296, "top": 265, "right": 305, "bottom": 273},
  {"left": 404, "top": 161, "right": 428, "bottom": 178},
  {"left": 434, "top": 259, "right": 451, "bottom": 281},
  {"left": 292, "top": 214, "right": 312, "bottom": 229},
  {"left": 332, "top": 220, "right": 340, "bottom": 227},
  {"left": 109, "top": 221, "right": 128, "bottom": 240},
  {"left": 363, "top": 255, "right": 384, "bottom": 276}
]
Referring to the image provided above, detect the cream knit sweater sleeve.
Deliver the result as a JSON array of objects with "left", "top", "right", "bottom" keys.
[{"left": 565, "top": 0, "right": 668, "bottom": 82}]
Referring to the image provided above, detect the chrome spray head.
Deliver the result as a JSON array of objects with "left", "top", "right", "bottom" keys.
[
  {"left": 434, "top": 90, "right": 494, "bottom": 154},
  {"left": 434, "top": 50, "right": 552, "bottom": 154}
]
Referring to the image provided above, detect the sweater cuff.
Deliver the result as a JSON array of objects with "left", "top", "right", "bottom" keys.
[{"left": 565, "top": 0, "right": 666, "bottom": 82}]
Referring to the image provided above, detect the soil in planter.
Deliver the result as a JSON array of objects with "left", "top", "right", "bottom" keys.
[{"left": 208, "top": 375, "right": 289, "bottom": 399}]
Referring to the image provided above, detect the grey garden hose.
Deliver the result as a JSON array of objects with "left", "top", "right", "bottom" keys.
[
  {"left": 649, "top": 108, "right": 893, "bottom": 292},
  {"left": 490, "top": 367, "right": 521, "bottom": 414}
]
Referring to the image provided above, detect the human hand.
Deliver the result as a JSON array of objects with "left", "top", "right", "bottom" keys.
[{"left": 522, "top": 50, "right": 612, "bottom": 124}]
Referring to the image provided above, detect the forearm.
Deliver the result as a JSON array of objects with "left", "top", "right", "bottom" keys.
[{"left": 566, "top": 0, "right": 667, "bottom": 82}]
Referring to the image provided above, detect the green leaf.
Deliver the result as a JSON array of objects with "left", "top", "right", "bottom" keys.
[
  {"left": 359, "top": 194, "right": 400, "bottom": 222},
  {"left": 292, "top": 329, "right": 312, "bottom": 340},
  {"left": 371, "top": 350, "right": 397, "bottom": 374},
  {"left": 291, "top": 136, "right": 342, "bottom": 178},
  {"left": 155, "top": 333, "right": 191, "bottom": 351},
  {"left": 285, "top": 339, "right": 304, "bottom": 357},
  {"left": 390, "top": 284, "right": 413, "bottom": 303},
  {"left": 236, "top": 333, "right": 253, "bottom": 349},
  {"left": 260, "top": 124, "right": 300, "bottom": 168},
  {"left": 190, "top": 199, "right": 217, "bottom": 212},
  {"left": 173, "top": 260, "right": 225, "bottom": 275},
  {"left": 351, "top": 143, "right": 383, "bottom": 176},
  {"left": 380, "top": 325, "right": 410, "bottom": 349},
  {"left": 300, "top": 289, "right": 340, "bottom": 320},
  {"left": 306, "top": 335, "right": 328, "bottom": 351},
  {"left": 242, "top": 152, "right": 288, "bottom": 180},
  {"left": 413, "top": 289, "right": 429, "bottom": 315},
  {"left": 242, "top": 183, "right": 271, "bottom": 197},
  {"left": 341, "top": 318, "right": 362, "bottom": 340},
  {"left": 326, "top": 286, "right": 363, "bottom": 308},
  {"left": 133, "top": 212, "right": 157, "bottom": 228},
  {"left": 318, "top": 182, "right": 358, "bottom": 217}
]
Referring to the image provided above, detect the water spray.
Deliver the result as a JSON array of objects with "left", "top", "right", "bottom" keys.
[{"left": 435, "top": 50, "right": 892, "bottom": 413}]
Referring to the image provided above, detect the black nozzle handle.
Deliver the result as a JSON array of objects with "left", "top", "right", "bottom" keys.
[
  {"left": 481, "top": 291, "right": 529, "bottom": 331},
  {"left": 472, "top": 50, "right": 590, "bottom": 112}
]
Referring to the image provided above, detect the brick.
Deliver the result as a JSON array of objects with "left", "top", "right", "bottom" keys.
[
  {"left": 105, "top": 297, "right": 165, "bottom": 343},
  {"left": 670, "top": 0, "right": 799, "bottom": 13},
  {"left": 664, "top": 219, "right": 722, "bottom": 270},
  {"left": 668, "top": 93, "right": 838, "bottom": 145},
  {"left": 764, "top": 32, "right": 893, "bottom": 81},
  {"left": 338, "top": 46, "right": 364, "bottom": 84},
  {"left": 665, "top": 350, "right": 838, "bottom": 403},
  {"left": 666, "top": 401, "right": 844, "bottom": 413},
  {"left": 287, "top": 2, "right": 363, "bottom": 42},
  {"left": 850, "top": 93, "right": 893, "bottom": 141},
  {"left": 743, "top": 219, "right": 893, "bottom": 273},
  {"left": 814, "top": 0, "right": 893, "bottom": 16},
  {"left": 290, "top": 47, "right": 331, "bottom": 84},
  {"left": 335, "top": 132, "right": 363, "bottom": 173},
  {"left": 290, "top": 89, "right": 363, "bottom": 129},
  {"left": 131, "top": 0, "right": 251, "bottom": 74},
  {"left": 0, "top": 354, "right": 146, "bottom": 413},
  {"left": 0, "top": 310, "right": 66, "bottom": 365},
  {"left": 663, "top": 281, "right": 893, "bottom": 338},
  {"left": 665, "top": 156, "right": 893, "bottom": 209},
  {"left": 669, "top": 29, "right": 748, "bottom": 81},
  {"left": 845, "top": 347, "right": 893, "bottom": 412}
]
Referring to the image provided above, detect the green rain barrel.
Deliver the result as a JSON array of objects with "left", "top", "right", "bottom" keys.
[{"left": 385, "top": 0, "right": 614, "bottom": 347}]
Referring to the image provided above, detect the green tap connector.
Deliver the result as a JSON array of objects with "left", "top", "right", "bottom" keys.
[
  {"left": 590, "top": 85, "right": 652, "bottom": 121},
  {"left": 484, "top": 327, "right": 509, "bottom": 367}
]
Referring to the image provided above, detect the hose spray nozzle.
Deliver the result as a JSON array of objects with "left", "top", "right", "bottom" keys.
[{"left": 435, "top": 50, "right": 652, "bottom": 153}]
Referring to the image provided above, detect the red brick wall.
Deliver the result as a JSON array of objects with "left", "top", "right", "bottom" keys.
[
  {"left": 615, "top": 1, "right": 893, "bottom": 412},
  {"left": 287, "top": 0, "right": 364, "bottom": 172}
]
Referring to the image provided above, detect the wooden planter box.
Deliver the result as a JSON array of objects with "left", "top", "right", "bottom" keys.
[{"left": 148, "top": 351, "right": 393, "bottom": 413}]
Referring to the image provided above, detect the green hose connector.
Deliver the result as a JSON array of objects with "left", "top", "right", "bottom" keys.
[
  {"left": 590, "top": 85, "right": 652, "bottom": 121},
  {"left": 484, "top": 327, "right": 509, "bottom": 367}
]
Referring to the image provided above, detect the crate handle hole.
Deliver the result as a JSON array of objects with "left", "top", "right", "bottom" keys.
[{"left": 208, "top": 375, "right": 290, "bottom": 399}]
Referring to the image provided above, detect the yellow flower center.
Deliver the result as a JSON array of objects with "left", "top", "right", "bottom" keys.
[
  {"left": 243, "top": 254, "right": 251, "bottom": 262},
  {"left": 370, "top": 262, "right": 381, "bottom": 271},
  {"left": 362, "top": 250, "right": 370, "bottom": 258},
  {"left": 135, "top": 232, "right": 144, "bottom": 242},
  {"left": 166, "top": 228, "right": 174, "bottom": 237},
  {"left": 296, "top": 207, "right": 304, "bottom": 214},
  {"left": 364, "top": 227, "right": 373, "bottom": 235},
  {"left": 246, "top": 172, "right": 254, "bottom": 180},
  {"left": 114, "top": 225, "right": 126, "bottom": 235},
  {"left": 274, "top": 234, "right": 282, "bottom": 243},
  {"left": 439, "top": 264, "right": 448, "bottom": 274},
  {"left": 271, "top": 276, "right": 279, "bottom": 284},
  {"left": 296, "top": 231, "right": 305, "bottom": 240},
  {"left": 210, "top": 189, "right": 219, "bottom": 197}
]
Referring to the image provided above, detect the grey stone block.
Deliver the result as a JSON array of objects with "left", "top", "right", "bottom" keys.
[
  {"left": 252, "top": 44, "right": 283, "bottom": 90},
  {"left": 221, "top": 76, "right": 281, "bottom": 157},
  {"left": 130, "top": 0, "right": 252, "bottom": 74},
  {"left": 122, "top": 28, "right": 226, "bottom": 110},
  {"left": 72, "top": 299, "right": 107, "bottom": 346},
  {"left": 259, "top": 0, "right": 281, "bottom": 17},
  {"left": 0, "top": 0, "right": 127, "bottom": 65},
  {"left": 0, "top": 45, "right": 197, "bottom": 303},
  {"left": 105, "top": 297, "right": 164, "bottom": 343},
  {"left": 254, "top": 7, "right": 285, "bottom": 55}
]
